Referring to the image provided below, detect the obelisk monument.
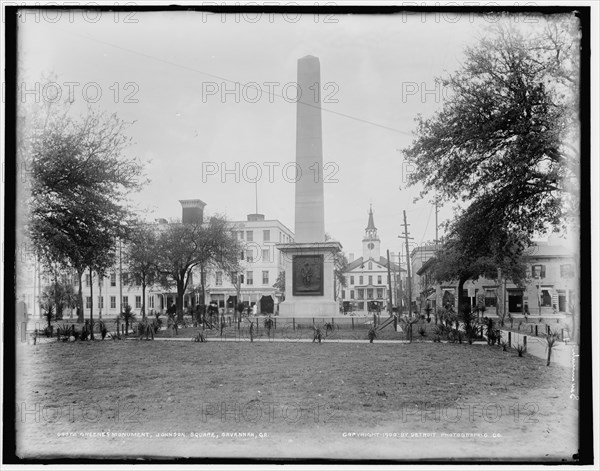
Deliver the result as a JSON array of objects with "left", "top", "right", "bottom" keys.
[{"left": 277, "top": 56, "right": 342, "bottom": 318}]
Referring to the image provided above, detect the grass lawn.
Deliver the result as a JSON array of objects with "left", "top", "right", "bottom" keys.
[{"left": 16, "top": 339, "right": 578, "bottom": 461}]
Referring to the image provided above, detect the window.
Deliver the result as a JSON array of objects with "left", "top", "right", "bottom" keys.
[
  {"left": 122, "top": 272, "right": 129, "bottom": 285},
  {"left": 246, "top": 231, "right": 253, "bottom": 242},
  {"left": 377, "top": 275, "right": 382, "bottom": 285},
  {"left": 560, "top": 264, "right": 574, "bottom": 278},
  {"left": 262, "top": 249, "right": 270, "bottom": 262},
  {"left": 246, "top": 249, "right": 254, "bottom": 263},
  {"left": 134, "top": 275, "right": 141, "bottom": 287},
  {"left": 216, "top": 271, "right": 223, "bottom": 286},
  {"left": 110, "top": 296, "right": 116, "bottom": 309},
  {"left": 149, "top": 296, "right": 155, "bottom": 309},
  {"left": 98, "top": 277, "right": 103, "bottom": 288},
  {"left": 367, "top": 288, "right": 373, "bottom": 299},
  {"left": 263, "top": 230, "right": 270, "bottom": 242},
  {"left": 231, "top": 273, "right": 238, "bottom": 284},
  {"left": 239, "top": 231, "right": 244, "bottom": 240},
  {"left": 368, "top": 262, "right": 372, "bottom": 270},
  {"left": 246, "top": 271, "right": 253, "bottom": 285},
  {"left": 135, "top": 296, "right": 142, "bottom": 309},
  {"left": 484, "top": 289, "right": 497, "bottom": 307},
  {"left": 350, "top": 290, "right": 355, "bottom": 299},
  {"left": 110, "top": 272, "right": 116, "bottom": 287},
  {"left": 377, "top": 288, "right": 384, "bottom": 299},
  {"left": 359, "top": 276, "right": 363, "bottom": 285},
  {"left": 540, "top": 289, "right": 552, "bottom": 307},
  {"left": 86, "top": 296, "right": 92, "bottom": 309},
  {"left": 357, "top": 289, "right": 364, "bottom": 300},
  {"left": 85, "top": 274, "right": 90, "bottom": 287},
  {"left": 350, "top": 276, "right": 354, "bottom": 285},
  {"left": 240, "top": 250, "right": 245, "bottom": 261},
  {"left": 358, "top": 302, "right": 365, "bottom": 310},
  {"left": 122, "top": 296, "right": 129, "bottom": 308},
  {"left": 532, "top": 264, "right": 546, "bottom": 279},
  {"left": 368, "top": 275, "right": 373, "bottom": 285},
  {"left": 239, "top": 274, "right": 244, "bottom": 284},
  {"left": 262, "top": 270, "right": 269, "bottom": 285}
]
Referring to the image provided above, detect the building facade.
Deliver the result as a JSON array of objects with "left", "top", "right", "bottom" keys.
[
  {"left": 24, "top": 200, "right": 294, "bottom": 320},
  {"left": 416, "top": 240, "right": 577, "bottom": 318},
  {"left": 341, "top": 206, "right": 403, "bottom": 313},
  {"left": 204, "top": 213, "right": 294, "bottom": 314}
]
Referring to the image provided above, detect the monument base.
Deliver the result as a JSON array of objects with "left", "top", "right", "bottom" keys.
[
  {"left": 278, "top": 299, "right": 339, "bottom": 318},
  {"left": 276, "top": 242, "right": 342, "bottom": 319}
]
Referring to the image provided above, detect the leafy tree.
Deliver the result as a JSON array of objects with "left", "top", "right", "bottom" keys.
[
  {"left": 403, "top": 18, "right": 580, "bottom": 240},
  {"left": 39, "top": 279, "right": 78, "bottom": 321},
  {"left": 431, "top": 199, "right": 528, "bottom": 322},
  {"left": 273, "top": 271, "right": 285, "bottom": 300},
  {"left": 124, "top": 224, "right": 159, "bottom": 319},
  {"left": 27, "top": 101, "right": 145, "bottom": 324},
  {"left": 403, "top": 18, "right": 580, "bottom": 337},
  {"left": 154, "top": 216, "right": 240, "bottom": 323}
]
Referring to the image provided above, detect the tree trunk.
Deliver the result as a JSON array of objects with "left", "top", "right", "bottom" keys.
[
  {"left": 200, "top": 265, "right": 206, "bottom": 307},
  {"left": 141, "top": 282, "right": 146, "bottom": 320},
  {"left": 456, "top": 276, "right": 468, "bottom": 318},
  {"left": 89, "top": 267, "right": 95, "bottom": 340},
  {"left": 77, "top": 269, "right": 84, "bottom": 323},
  {"left": 177, "top": 278, "right": 185, "bottom": 324}
]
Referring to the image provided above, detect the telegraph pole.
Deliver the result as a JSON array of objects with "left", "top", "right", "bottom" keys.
[
  {"left": 386, "top": 249, "right": 394, "bottom": 316},
  {"left": 119, "top": 238, "right": 123, "bottom": 315},
  {"left": 401, "top": 210, "right": 414, "bottom": 317}
]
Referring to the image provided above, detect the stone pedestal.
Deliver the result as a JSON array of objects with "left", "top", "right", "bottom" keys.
[
  {"left": 277, "top": 242, "right": 341, "bottom": 318},
  {"left": 276, "top": 56, "right": 342, "bottom": 317}
]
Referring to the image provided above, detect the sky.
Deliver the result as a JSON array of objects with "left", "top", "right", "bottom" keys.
[{"left": 16, "top": 8, "right": 578, "bottom": 262}]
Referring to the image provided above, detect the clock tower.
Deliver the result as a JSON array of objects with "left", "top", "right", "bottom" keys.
[{"left": 362, "top": 205, "right": 381, "bottom": 261}]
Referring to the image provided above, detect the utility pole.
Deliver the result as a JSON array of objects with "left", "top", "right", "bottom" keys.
[
  {"left": 119, "top": 238, "right": 123, "bottom": 315},
  {"left": 401, "top": 210, "right": 414, "bottom": 317},
  {"left": 386, "top": 249, "right": 394, "bottom": 316},
  {"left": 397, "top": 254, "right": 403, "bottom": 313}
]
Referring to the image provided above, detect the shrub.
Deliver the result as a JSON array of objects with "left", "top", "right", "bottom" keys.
[
  {"left": 516, "top": 344, "right": 526, "bottom": 357},
  {"left": 545, "top": 330, "right": 562, "bottom": 366},
  {"left": 313, "top": 326, "right": 323, "bottom": 343},
  {"left": 120, "top": 304, "right": 136, "bottom": 335},
  {"left": 500, "top": 340, "right": 508, "bottom": 352},
  {"left": 418, "top": 326, "right": 427, "bottom": 340}
]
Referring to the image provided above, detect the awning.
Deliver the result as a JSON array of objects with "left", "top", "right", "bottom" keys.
[{"left": 426, "top": 293, "right": 437, "bottom": 301}]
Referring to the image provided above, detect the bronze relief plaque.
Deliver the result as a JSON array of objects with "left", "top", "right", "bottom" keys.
[{"left": 292, "top": 255, "right": 324, "bottom": 296}]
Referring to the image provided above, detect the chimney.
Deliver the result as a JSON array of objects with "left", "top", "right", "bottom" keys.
[
  {"left": 247, "top": 213, "right": 265, "bottom": 222},
  {"left": 349, "top": 253, "right": 354, "bottom": 262},
  {"left": 179, "top": 199, "right": 206, "bottom": 224}
]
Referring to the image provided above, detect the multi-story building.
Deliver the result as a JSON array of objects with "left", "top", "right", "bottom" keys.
[
  {"left": 204, "top": 213, "right": 294, "bottom": 314},
  {"left": 341, "top": 206, "right": 403, "bottom": 313},
  {"left": 416, "top": 239, "right": 577, "bottom": 318},
  {"left": 23, "top": 199, "right": 294, "bottom": 320},
  {"left": 410, "top": 243, "right": 438, "bottom": 313}
]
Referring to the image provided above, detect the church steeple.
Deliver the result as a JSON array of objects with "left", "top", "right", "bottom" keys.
[
  {"left": 362, "top": 205, "right": 380, "bottom": 260},
  {"left": 365, "top": 204, "right": 377, "bottom": 238}
]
